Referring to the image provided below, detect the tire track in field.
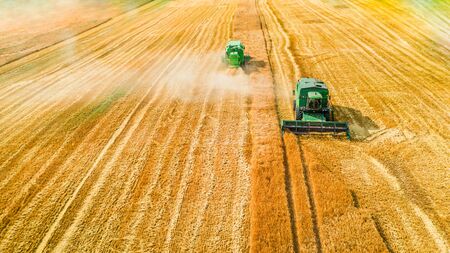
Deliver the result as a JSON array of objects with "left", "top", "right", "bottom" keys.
[
  {"left": 50, "top": 8, "right": 221, "bottom": 249},
  {"left": 162, "top": 91, "right": 216, "bottom": 252},
  {"left": 0, "top": 6, "right": 196, "bottom": 249},
  {"left": 0, "top": 1, "right": 197, "bottom": 180},
  {"left": 2, "top": 28, "right": 170, "bottom": 195},
  {"left": 0, "top": 1, "right": 162, "bottom": 71},
  {"left": 0, "top": 5, "right": 178, "bottom": 134},
  {"left": 0, "top": 81, "right": 117, "bottom": 230},
  {"left": 83, "top": 24, "right": 216, "bottom": 246},
  {"left": 165, "top": 5, "right": 241, "bottom": 250},
  {"left": 258, "top": 1, "right": 330, "bottom": 251},
  {"left": 0, "top": 0, "right": 168, "bottom": 84},
  {"left": 299, "top": 0, "right": 448, "bottom": 134},
  {"left": 34, "top": 15, "right": 208, "bottom": 253},
  {"left": 230, "top": 99, "right": 251, "bottom": 252},
  {"left": 113, "top": 4, "right": 231, "bottom": 249},
  {"left": 0, "top": 19, "right": 183, "bottom": 175},
  {"left": 0, "top": 0, "right": 199, "bottom": 202},
  {"left": 34, "top": 2, "right": 229, "bottom": 251},
  {"left": 284, "top": 1, "right": 448, "bottom": 251},
  {"left": 158, "top": 5, "right": 233, "bottom": 251},
  {"left": 0, "top": 1, "right": 177, "bottom": 114},
  {"left": 118, "top": 53, "right": 219, "bottom": 253}
]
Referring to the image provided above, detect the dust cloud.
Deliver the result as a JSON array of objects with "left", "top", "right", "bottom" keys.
[{"left": 164, "top": 52, "right": 251, "bottom": 102}]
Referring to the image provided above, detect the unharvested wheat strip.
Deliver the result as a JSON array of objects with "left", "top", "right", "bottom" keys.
[
  {"left": 259, "top": 0, "right": 301, "bottom": 118},
  {"left": 258, "top": 2, "right": 323, "bottom": 251},
  {"left": 235, "top": 0, "right": 295, "bottom": 251},
  {"left": 268, "top": 1, "right": 447, "bottom": 252},
  {"left": 266, "top": 1, "right": 378, "bottom": 250},
  {"left": 34, "top": 27, "right": 200, "bottom": 252},
  {"left": 259, "top": 1, "right": 319, "bottom": 251}
]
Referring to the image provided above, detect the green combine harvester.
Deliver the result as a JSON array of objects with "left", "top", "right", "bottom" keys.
[
  {"left": 224, "top": 40, "right": 245, "bottom": 68},
  {"left": 281, "top": 78, "right": 350, "bottom": 139}
]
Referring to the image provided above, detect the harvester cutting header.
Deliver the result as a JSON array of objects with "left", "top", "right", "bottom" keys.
[{"left": 281, "top": 78, "right": 350, "bottom": 139}]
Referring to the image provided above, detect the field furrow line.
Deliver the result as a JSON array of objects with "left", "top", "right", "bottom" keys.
[
  {"left": 161, "top": 83, "right": 216, "bottom": 253},
  {"left": 0, "top": 6, "right": 178, "bottom": 132},
  {"left": 161, "top": 7, "right": 232, "bottom": 251},
  {"left": 40, "top": 2, "right": 223, "bottom": 250},
  {"left": 0, "top": 0, "right": 162, "bottom": 72},
  {"left": 0, "top": 0, "right": 169, "bottom": 85},
  {"left": 230, "top": 98, "right": 251, "bottom": 252},
  {"left": 0, "top": 1, "right": 202, "bottom": 189},
  {"left": 34, "top": 21, "right": 203, "bottom": 252},
  {"left": 120, "top": 6, "right": 231, "bottom": 251},
  {"left": 255, "top": 1, "right": 304, "bottom": 252},
  {"left": 48, "top": 10, "right": 217, "bottom": 245},
  {"left": 0, "top": 1, "right": 179, "bottom": 114}
]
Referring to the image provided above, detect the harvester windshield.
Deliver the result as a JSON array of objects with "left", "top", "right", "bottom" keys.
[{"left": 307, "top": 91, "right": 322, "bottom": 110}]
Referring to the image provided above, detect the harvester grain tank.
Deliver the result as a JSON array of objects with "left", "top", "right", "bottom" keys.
[
  {"left": 224, "top": 40, "right": 245, "bottom": 68},
  {"left": 281, "top": 78, "right": 350, "bottom": 139}
]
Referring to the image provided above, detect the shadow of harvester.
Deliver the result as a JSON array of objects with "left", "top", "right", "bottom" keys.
[
  {"left": 243, "top": 56, "right": 266, "bottom": 74},
  {"left": 333, "top": 105, "right": 379, "bottom": 140}
]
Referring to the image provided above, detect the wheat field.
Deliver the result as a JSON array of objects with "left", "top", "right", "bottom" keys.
[{"left": 0, "top": 0, "right": 448, "bottom": 252}]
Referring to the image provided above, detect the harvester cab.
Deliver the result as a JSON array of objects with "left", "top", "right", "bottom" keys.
[
  {"left": 224, "top": 40, "right": 245, "bottom": 68},
  {"left": 281, "top": 78, "right": 350, "bottom": 139}
]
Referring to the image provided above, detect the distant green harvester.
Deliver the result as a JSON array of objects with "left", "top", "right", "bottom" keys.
[
  {"left": 224, "top": 40, "right": 245, "bottom": 68},
  {"left": 281, "top": 78, "right": 350, "bottom": 139}
]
